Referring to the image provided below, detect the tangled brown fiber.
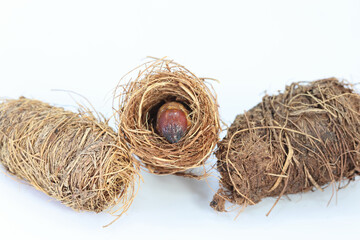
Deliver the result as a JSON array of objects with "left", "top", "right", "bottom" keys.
[
  {"left": 0, "top": 98, "right": 139, "bottom": 222},
  {"left": 211, "top": 78, "right": 360, "bottom": 214},
  {"left": 116, "top": 58, "right": 221, "bottom": 176}
]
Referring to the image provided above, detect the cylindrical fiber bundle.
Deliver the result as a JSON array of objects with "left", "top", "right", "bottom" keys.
[
  {"left": 0, "top": 98, "right": 138, "bottom": 215},
  {"left": 117, "top": 59, "right": 220, "bottom": 176},
  {"left": 211, "top": 78, "right": 360, "bottom": 212}
]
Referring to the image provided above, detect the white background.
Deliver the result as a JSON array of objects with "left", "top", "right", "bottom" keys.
[{"left": 1, "top": 0, "right": 360, "bottom": 239}]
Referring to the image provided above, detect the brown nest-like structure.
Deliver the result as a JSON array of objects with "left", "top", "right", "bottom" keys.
[
  {"left": 116, "top": 58, "right": 220, "bottom": 176},
  {"left": 0, "top": 98, "right": 139, "bottom": 223},
  {"left": 211, "top": 78, "right": 360, "bottom": 214}
]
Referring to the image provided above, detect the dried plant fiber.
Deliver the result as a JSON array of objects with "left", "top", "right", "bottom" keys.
[
  {"left": 211, "top": 78, "right": 360, "bottom": 213},
  {"left": 116, "top": 58, "right": 221, "bottom": 177},
  {"left": 0, "top": 98, "right": 138, "bottom": 220}
]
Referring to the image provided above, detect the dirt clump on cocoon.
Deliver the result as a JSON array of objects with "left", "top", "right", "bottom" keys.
[
  {"left": 0, "top": 98, "right": 139, "bottom": 221},
  {"left": 211, "top": 78, "right": 360, "bottom": 213}
]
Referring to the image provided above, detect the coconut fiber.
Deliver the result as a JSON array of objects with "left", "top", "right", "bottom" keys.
[
  {"left": 0, "top": 98, "right": 139, "bottom": 219},
  {"left": 211, "top": 78, "right": 360, "bottom": 213}
]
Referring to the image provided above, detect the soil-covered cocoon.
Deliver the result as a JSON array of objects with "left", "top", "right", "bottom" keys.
[
  {"left": 211, "top": 78, "right": 360, "bottom": 213},
  {"left": 116, "top": 58, "right": 220, "bottom": 176},
  {"left": 0, "top": 98, "right": 139, "bottom": 217}
]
